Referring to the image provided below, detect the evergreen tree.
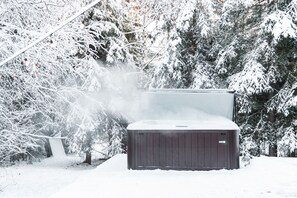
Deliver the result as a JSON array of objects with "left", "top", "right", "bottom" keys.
[
  {"left": 150, "top": 0, "right": 217, "bottom": 88},
  {"left": 226, "top": 0, "right": 297, "bottom": 156},
  {"left": 149, "top": 0, "right": 297, "bottom": 157}
]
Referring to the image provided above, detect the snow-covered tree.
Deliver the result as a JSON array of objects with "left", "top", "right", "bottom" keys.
[
  {"left": 149, "top": 0, "right": 297, "bottom": 157},
  {"left": 0, "top": 0, "right": 140, "bottom": 163},
  {"left": 226, "top": 0, "right": 297, "bottom": 156},
  {"left": 1, "top": 0, "right": 296, "bottom": 162},
  {"left": 0, "top": 0, "right": 88, "bottom": 161},
  {"left": 150, "top": 0, "right": 218, "bottom": 88}
]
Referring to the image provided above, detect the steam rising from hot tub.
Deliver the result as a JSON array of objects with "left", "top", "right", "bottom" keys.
[{"left": 83, "top": 63, "right": 235, "bottom": 124}]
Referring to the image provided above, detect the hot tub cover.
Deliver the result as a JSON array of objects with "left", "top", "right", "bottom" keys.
[{"left": 127, "top": 118, "right": 239, "bottom": 131}]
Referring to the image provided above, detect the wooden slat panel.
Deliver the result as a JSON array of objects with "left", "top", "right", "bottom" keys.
[
  {"left": 204, "top": 133, "right": 211, "bottom": 168},
  {"left": 178, "top": 133, "right": 186, "bottom": 167},
  {"left": 140, "top": 133, "right": 146, "bottom": 167},
  {"left": 135, "top": 133, "right": 142, "bottom": 167},
  {"left": 197, "top": 133, "right": 205, "bottom": 168},
  {"left": 210, "top": 133, "right": 218, "bottom": 168},
  {"left": 191, "top": 133, "right": 198, "bottom": 168},
  {"left": 172, "top": 134, "right": 179, "bottom": 167},
  {"left": 165, "top": 134, "right": 173, "bottom": 167},
  {"left": 229, "top": 130, "right": 237, "bottom": 169},
  {"left": 146, "top": 133, "right": 154, "bottom": 166},
  {"left": 185, "top": 133, "right": 192, "bottom": 168},
  {"left": 218, "top": 133, "right": 228, "bottom": 168},
  {"left": 127, "top": 131, "right": 133, "bottom": 169},
  {"left": 153, "top": 133, "right": 160, "bottom": 167},
  {"left": 160, "top": 133, "right": 166, "bottom": 167}
]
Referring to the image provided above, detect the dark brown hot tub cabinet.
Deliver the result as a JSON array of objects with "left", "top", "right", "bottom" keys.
[{"left": 127, "top": 120, "right": 240, "bottom": 170}]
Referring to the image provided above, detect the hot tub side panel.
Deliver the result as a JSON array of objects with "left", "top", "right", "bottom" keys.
[
  {"left": 228, "top": 129, "right": 240, "bottom": 169},
  {"left": 127, "top": 130, "right": 133, "bottom": 169},
  {"left": 128, "top": 130, "right": 239, "bottom": 170}
]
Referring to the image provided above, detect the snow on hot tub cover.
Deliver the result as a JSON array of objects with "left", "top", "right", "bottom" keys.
[{"left": 127, "top": 118, "right": 240, "bottom": 131}]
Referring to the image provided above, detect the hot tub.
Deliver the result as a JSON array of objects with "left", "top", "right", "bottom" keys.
[{"left": 127, "top": 119, "right": 239, "bottom": 170}]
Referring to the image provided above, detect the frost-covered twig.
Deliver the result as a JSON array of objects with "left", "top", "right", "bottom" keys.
[{"left": 0, "top": 0, "right": 101, "bottom": 67}]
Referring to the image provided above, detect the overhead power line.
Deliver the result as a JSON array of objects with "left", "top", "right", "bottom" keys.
[{"left": 0, "top": 0, "right": 101, "bottom": 67}]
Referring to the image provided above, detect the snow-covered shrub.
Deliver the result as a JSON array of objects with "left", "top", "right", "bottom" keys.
[{"left": 278, "top": 127, "right": 297, "bottom": 157}]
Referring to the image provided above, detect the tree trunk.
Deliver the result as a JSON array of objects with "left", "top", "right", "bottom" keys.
[
  {"left": 45, "top": 139, "right": 52, "bottom": 157},
  {"left": 84, "top": 150, "right": 92, "bottom": 165},
  {"left": 269, "top": 144, "right": 277, "bottom": 157}
]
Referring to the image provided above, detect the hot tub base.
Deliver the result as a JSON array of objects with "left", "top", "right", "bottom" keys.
[{"left": 128, "top": 130, "right": 239, "bottom": 170}]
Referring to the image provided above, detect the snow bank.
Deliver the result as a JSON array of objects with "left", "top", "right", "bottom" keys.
[{"left": 50, "top": 154, "right": 297, "bottom": 198}]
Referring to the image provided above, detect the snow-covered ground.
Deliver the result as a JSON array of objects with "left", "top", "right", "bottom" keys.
[
  {"left": 1, "top": 154, "right": 297, "bottom": 198},
  {"left": 50, "top": 154, "right": 297, "bottom": 198},
  {"left": 0, "top": 156, "right": 96, "bottom": 198}
]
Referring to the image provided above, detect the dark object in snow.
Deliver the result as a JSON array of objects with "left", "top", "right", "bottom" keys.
[
  {"left": 292, "top": 149, "right": 297, "bottom": 157},
  {"left": 127, "top": 121, "right": 239, "bottom": 170},
  {"left": 84, "top": 150, "right": 92, "bottom": 165},
  {"left": 127, "top": 89, "right": 240, "bottom": 170}
]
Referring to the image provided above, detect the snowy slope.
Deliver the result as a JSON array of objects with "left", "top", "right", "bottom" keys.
[{"left": 51, "top": 154, "right": 297, "bottom": 198}]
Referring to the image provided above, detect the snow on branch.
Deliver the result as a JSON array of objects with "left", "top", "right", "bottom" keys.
[
  {"left": 0, "top": 0, "right": 101, "bottom": 67},
  {"left": 261, "top": 10, "right": 297, "bottom": 43},
  {"left": 228, "top": 60, "right": 272, "bottom": 95}
]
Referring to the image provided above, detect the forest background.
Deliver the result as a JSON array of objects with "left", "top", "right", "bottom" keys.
[{"left": 0, "top": 0, "right": 296, "bottom": 164}]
